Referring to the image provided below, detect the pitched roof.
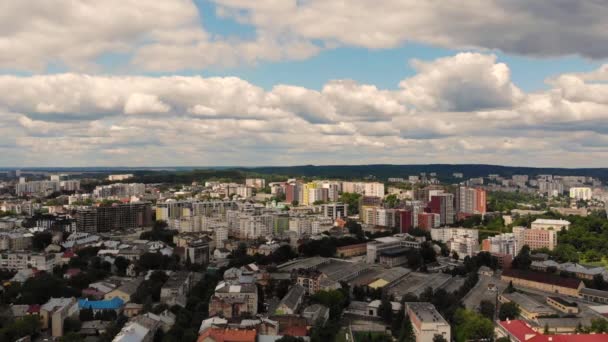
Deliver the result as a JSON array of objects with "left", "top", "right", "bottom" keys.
[
  {"left": 499, "top": 320, "right": 608, "bottom": 342},
  {"left": 277, "top": 285, "right": 305, "bottom": 312},
  {"left": 502, "top": 269, "right": 583, "bottom": 289},
  {"left": 197, "top": 328, "right": 256, "bottom": 342},
  {"left": 78, "top": 297, "right": 124, "bottom": 310}
]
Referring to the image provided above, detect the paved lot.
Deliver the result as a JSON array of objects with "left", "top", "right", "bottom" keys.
[{"left": 462, "top": 274, "right": 506, "bottom": 311}]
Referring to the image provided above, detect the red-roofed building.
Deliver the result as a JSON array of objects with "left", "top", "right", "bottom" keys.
[
  {"left": 497, "top": 320, "right": 608, "bottom": 342},
  {"left": 197, "top": 328, "right": 256, "bottom": 342},
  {"left": 27, "top": 304, "right": 41, "bottom": 314},
  {"left": 64, "top": 268, "right": 81, "bottom": 279}
]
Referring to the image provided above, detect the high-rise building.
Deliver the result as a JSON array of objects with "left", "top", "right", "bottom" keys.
[
  {"left": 569, "top": 187, "right": 592, "bottom": 201},
  {"left": 245, "top": 178, "right": 265, "bottom": 189},
  {"left": 482, "top": 233, "right": 518, "bottom": 255},
  {"left": 308, "top": 187, "right": 329, "bottom": 204},
  {"left": 76, "top": 202, "right": 152, "bottom": 233},
  {"left": 429, "top": 193, "right": 454, "bottom": 225},
  {"left": 322, "top": 203, "right": 348, "bottom": 220},
  {"left": 455, "top": 187, "right": 486, "bottom": 218}
]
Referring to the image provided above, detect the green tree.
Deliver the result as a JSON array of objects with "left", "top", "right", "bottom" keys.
[
  {"left": 512, "top": 245, "right": 532, "bottom": 270},
  {"left": 339, "top": 192, "right": 362, "bottom": 215},
  {"left": 453, "top": 308, "right": 494, "bottom": 342},
  {"left": 378, "top": 294, "right": 393, "bottom": 324},
  {"left": 479, "top": 300, "right": 495, "bottom": 320},
  {"left": 114, "top": 256, "right": 130, "bottom": 275},
  {"left": 399, "top": 315, "right": 416, "bottom": 342},
  {"left": 499, "top": 302, "right": 520, "bottom": 321}
]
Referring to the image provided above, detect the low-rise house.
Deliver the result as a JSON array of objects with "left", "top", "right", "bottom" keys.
[
  {"left": 302, "top": 304, "right": 329, "bottom": 326},
  {"left": 197, "top": 328, "right": 257, "bottom": 342},
  {"left": 104, "top": 277, "right": 144, "bottom": 303},
  {"left": 63, "top": 268, "right": 81, "bottom": 279},
  {"left": 79, "top": 320, "right": 111, "bottom": 336},
  {"left": 209, "top": 282, "right": 258, "bottom": 318},
  {"left": 113, "top": 315, "right": 160, "bottom": 342},
  {"left": 142, "top": 310, "right": 176, "bottom": 332},
  {"left": 160, "top": 271, "right": 199, "bottom": 307},
  {"left": 124, "top": 303, "right": 144, "bottom": 318},
  {"left": 275, "top": 285, "right": 305, "bottom": 315},
  {"left": 78, "top": 297, "right": 124, "bottom": 314},
  {"left": 293, "top": 269, "right": 327, "bottom": 295}
]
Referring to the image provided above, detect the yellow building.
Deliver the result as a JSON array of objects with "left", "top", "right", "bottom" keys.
[{"left": 501, "top": 269, "right": 584, "bottom": 297}]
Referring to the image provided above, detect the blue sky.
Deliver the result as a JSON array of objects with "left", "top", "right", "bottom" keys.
[{"left": 149, "top": 0, "right": 604, "bottom": 92}]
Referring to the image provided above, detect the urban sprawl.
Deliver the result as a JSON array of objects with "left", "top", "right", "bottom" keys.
[{"left": 0, "top": 169, "right": 608, "bottom": 342}]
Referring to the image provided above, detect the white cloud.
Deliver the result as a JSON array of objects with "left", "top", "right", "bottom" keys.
[
  {"left": 2, "top": 54, "right": 608, "bottom": 166},
  {"left": 399, "top": 53, "right": 523, "bottom": 111},
  {"left": 2, "top": 1, "right": 608, "bottom": 72}
]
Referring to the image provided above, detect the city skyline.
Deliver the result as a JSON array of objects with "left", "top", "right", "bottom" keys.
[{"left": 2, "top": 1, "right": 608, "bottom": 167}]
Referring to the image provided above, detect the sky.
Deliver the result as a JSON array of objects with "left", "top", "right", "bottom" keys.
[{"left": 2, "top": 1, "right": 608, "bottom": 167}]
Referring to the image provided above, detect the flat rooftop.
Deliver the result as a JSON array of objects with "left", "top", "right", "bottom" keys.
[{"left": 406, "top": 302, "right": 448, "bottom": 324}]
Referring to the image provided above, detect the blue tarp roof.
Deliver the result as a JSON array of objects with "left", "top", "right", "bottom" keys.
[{"left": 78, "top": 297, "right": 124, "bottom": 310}]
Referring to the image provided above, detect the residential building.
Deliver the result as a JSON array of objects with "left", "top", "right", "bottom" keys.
[
  {"left": 406, "top": 302, "right": 450, "bottom": 342},
  {"left": 418, "top": 212, "right": 440, "bottom": 230},
  {"left": 76, "top": 202, "right": 152, "bottom": 233},
  {"left": 160, "top": 271, "right": 198, "bottom": 307},
  {"left": 513, "top": 226, "right": 558, "bottom": 252},
  {"left": 321, "top": 203, "right": 348, "bottom": 220},
  {"left": 0, "top": 252, "right": 56, "bottom": 271},
  {"left": 455, "top": 187, "right": 487, "bottom": 217},
  {"left": 236, "top": 186, "right": 254, "bottom": 199},
  {"left": 107, "top": 174, "right": 134, "bottom": 181},
  {"left": 308, "top": 187, "right": 329, "bottom": 204},
  {"left": 16, "top": 180, "right": 61, "bottom": 196},
  {"left": 104, "top": 277, "right": 144, "bottom": 303},
  {"left": 93, "top": 183, "right": 145, "bottom": 198},
  {"left": 275, "top": 285, "right": 305, "bottom": 315},
  {"left": 429, "top": 193, "right": 455, "bottom": 225},
  {"left": 245, "top": 178, "right": 265, "bottom": 189},
  {"left": 209, "top": 282, "right": 258, "bottom": 318},
  {"left": 431, "top": 228, "right": 479, "bottom": 259},
  {"left": 293, "top": 269, "right": 326, "bottom": 295},
  {"left": 41, "top": 297, "right": 79, "bottom": 337},
  {"left": 569, "top": 187, "right": 592, "bottom": 201},
  {"left": 481, "top": 233, "right": 517, "bottom": 256}
]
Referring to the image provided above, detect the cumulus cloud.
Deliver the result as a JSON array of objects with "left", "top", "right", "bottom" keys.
[
  {"left": 214, "top": 0, "right": 608, "bottom": 59},
  {"left": 399, "top": 53, "right": 523, "bottom": 111},
  {"left": 2, "top": 1, "right": 608, "bottom": 72},
  {"left": 124, "top": 93, "right": 170, "bottom": 115},
  {"left": 1, "top": 53, "right": 608, "bottom": 166}
]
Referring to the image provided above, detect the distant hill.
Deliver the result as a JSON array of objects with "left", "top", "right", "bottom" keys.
[{"left": 236, "top": 164, "right": 608, "bottom": 181}]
